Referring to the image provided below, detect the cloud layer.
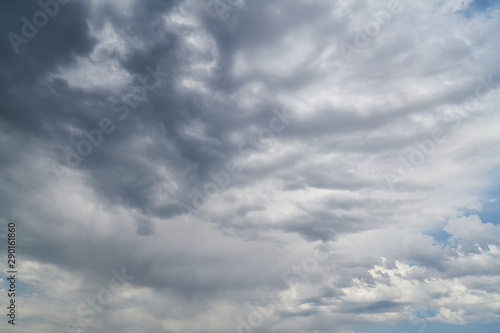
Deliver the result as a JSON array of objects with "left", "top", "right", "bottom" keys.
[{"left": 0, "top": 0, "right": 500, "bottom": 332}]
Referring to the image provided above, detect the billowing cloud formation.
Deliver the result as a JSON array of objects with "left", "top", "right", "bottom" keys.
[{"left": 0, "top": 0, "right": 499, "bottom": 332}]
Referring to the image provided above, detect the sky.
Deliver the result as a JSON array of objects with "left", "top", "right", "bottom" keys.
[{"left": 0, "top": 0, "right": 499, "bottom": 332}]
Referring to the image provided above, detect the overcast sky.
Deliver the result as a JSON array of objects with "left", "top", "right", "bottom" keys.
[{"left": 0, "top": 0, "right": 500, "bottom": 332}]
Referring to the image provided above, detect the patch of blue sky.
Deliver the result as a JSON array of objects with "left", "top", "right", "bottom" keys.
[
  {"left": 459, "top": 0, "right": 499, "bottom": 18},
  {"left": 461, "top": 189, "right": 500, "bottom": 225},
  {"left": 424, "top": 226, "right": 451, "bottom": 246},
  {"left": 422, "top": 173, "right": 500, "bottom": 247},
  {"left": 352, "top": 320, "right": 500, "bottom": 333}
]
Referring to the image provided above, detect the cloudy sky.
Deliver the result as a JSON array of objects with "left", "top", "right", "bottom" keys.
[{"left": 1, "top": 0, "right": 500, "bottom": 332}]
